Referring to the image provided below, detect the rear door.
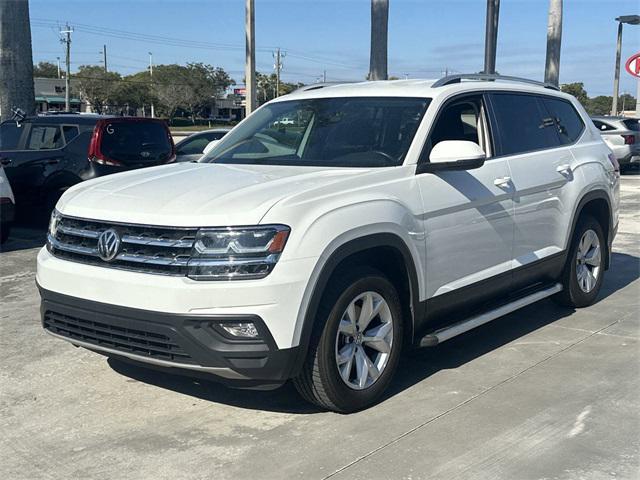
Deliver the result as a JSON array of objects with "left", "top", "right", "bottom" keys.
[
  {"left": 488, "top": 92, "right": 583, "bottom": 287},
  {"left": 0, "top": 122, "right": 66, "bottom": 195}
]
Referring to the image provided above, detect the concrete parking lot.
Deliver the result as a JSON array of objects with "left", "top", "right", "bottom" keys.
[{"left": 1, "top": 175, "right": 638, "bottom": 480}]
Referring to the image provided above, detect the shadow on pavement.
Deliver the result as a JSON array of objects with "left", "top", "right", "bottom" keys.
[{"left": 107, "top": 251, "right": 639, "bottom": 414}]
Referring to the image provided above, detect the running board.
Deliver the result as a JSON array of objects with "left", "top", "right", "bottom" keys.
[{"left": 419, "top": 283, "right": 563, "bottom": 347}]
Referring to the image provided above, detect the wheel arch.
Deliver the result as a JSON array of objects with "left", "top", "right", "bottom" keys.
[
  {"left": 567, "top": 189, "right": 613, "bottom": 270},
  {"left": 290, "top": 232, "right": 421, "bottom": 377}
]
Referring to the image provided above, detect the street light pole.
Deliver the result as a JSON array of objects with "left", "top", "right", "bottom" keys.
[
  {"left": 149, "top": 52, "right": 155, "bottom": 118},
  {"left": 245, "top": 0, "right": 256, "bottom": 115},
  {"left": 483, "top": 0, "right": 500, "bottom": 74},
  {"left": 611, "top": 21, "right": 623, "bottom": 116},
  {"left": 611, "top": 15, "right": 640, "bottom": 116}
]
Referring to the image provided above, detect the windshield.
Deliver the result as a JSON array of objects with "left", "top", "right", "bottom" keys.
[{"left": 202, "top": 97, "right": 430, "bottom": 167}]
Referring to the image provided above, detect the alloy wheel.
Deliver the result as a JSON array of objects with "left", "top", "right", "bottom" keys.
[
  {"left": 334, "top": 291, "right": 394, "bottom": 390},
  {"left": 576, "top": 228, "right": 601, "bottom": 293}
]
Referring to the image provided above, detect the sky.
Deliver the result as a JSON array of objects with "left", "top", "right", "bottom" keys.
[{"left": 29, "top": 0, "right": 640, "bottom": 97}]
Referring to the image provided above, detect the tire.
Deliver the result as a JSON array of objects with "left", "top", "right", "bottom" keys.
[
  {"left": 554, "top": 215, "right": 606, "bottom": 308},
  {"left": 293, "top": 267, "right": 403, "bottom": 413},
  {"left": 0, "top": 222, "right": 10, "bottom": 244}
]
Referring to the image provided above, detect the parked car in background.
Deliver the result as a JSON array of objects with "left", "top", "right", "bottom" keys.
[
  {"left": 0, "top": 115, "right": 175, "bottom": 213},
  {"left": 174, "top": 128, "right": 231, "bottom": 162},
  {"left": 592, "top": 116, "right": 640, "bottom": 172},
  {"left": 0, "top": 165, "right": 15, "bottom": 244},
  {"left": 39, "top": 75, "right": 619, "bottom": 412}
]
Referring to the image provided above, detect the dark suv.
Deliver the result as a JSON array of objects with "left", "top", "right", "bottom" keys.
[{"left": 0, "top": 114, "right": 175, "bottom": 211}]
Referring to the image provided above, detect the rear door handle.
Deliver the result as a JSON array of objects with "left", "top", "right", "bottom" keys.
[
  {"left": 556, "top": 164, "right": 572, "bottom": 175},
  {"left": 494, "top": 176, "right": 512, "bottom": 188}
]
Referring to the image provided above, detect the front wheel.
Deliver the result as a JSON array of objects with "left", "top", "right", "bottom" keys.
[
  {"left": 554, "top": 215, "right": 605, "bottom": 307},
  {"left": 294, "top": 268, "right": 403, "bottom": 413}
]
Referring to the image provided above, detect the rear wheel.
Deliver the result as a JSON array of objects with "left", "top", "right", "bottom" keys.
[
  {"left": 293, "top": 268, "right": 403, "bottom": 413},
  {"left": 555, "top": 215, "right": 605, "bottom": 307}
]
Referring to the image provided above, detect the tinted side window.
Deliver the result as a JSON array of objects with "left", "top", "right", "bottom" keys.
[
  {"left": 622, "top": 119, "right": 640, "bottom": 132},
  {"left": 543, "top": 98, "right": 584, "bottom": 144},
  {"left": 26, "top": 125, "right": 64, "bottom": 150},
  {"left": 177, "top": 134, "right": 211, "bottom": 155},
  {"left": 490, "top": 93, "right": 560, "bottom": 156},
  {"left": 0, "top": 123, "right": 23, "bottom": 150},
  {"left": 592, "top": 120, "right": 615, "bottom": 131},
  {"left": 62, "top": 125, "right": 80, "bottom": 143}
]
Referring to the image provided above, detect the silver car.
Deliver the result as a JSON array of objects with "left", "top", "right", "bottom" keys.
[
  {"left": 591, "top": 116, "right": 640, "bottom": 171},
  {"left": 174, "top": 128, "right": 232, "bottom": 163}
]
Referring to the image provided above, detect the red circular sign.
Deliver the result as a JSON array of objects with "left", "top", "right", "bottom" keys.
[{"left": 626, "top": 52, "right": 640, "bottom": 78}]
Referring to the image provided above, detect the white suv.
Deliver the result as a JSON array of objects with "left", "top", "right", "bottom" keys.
[{"left": 38, "top": 75, "right": 620, "bottom": 412}]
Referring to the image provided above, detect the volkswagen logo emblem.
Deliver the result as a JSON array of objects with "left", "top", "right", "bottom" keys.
[{"left": 97, "top": 229, "right": 121, "bottom": 262}]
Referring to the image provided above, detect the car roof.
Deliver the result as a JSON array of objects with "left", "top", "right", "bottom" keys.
[{"left": 276, "top": 78, "right": 571, "bottom": 103}]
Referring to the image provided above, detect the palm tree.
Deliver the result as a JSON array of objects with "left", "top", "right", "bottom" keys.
[
  {"left": 0, "top": 0, "right": 36, "bottom": 120},
  {"left": 369, "top": 0, "right": 389, "bottom": 80},
  {"left": 544, "top": 0, "right": 563, "bottom": 86}
]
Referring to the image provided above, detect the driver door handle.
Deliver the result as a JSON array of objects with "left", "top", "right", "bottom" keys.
[{"left": 494, "top": 176, "right": 512, "bottom": 188}]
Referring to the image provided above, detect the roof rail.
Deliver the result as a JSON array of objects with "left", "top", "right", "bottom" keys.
[
  {"left": 291, "top": 81, "right": 356, "bottom": 94},
  {"left": 432, "top": 74, "right": 560, "bottom": 91}
]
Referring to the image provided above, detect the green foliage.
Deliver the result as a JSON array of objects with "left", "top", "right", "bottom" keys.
[
  {"left": 560, "top": 82, "right": 588, "bottom": 106},
  {"left": 33, "top": 61, "right": 59, "bottom": 78},
  {"left": 75, "top": 66, "right": 122, "bottom": 114},
  {"left": 255, "top": 72, "right": 303, "bottom": 104}
]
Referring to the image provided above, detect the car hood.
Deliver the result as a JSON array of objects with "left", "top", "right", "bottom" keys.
[{"left": 57, "top": 162, "right": 366, "bottom": 226}]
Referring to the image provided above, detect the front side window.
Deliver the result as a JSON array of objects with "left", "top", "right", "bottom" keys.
[
  {"left": 490, "top": 93, "right": 560, "bottom": 156},
  {"left": 26, "top": 125, "right": 64, "bottom": 150},
  {"left": 543, "top": 97, "right": 584, "bottom": 144},
  {"left": 203, "top": 97, "right": 430, "bottom": 167}
]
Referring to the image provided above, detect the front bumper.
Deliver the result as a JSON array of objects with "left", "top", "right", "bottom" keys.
[{"left": 39, "top": 286, "right": 301, "bottom": 384}]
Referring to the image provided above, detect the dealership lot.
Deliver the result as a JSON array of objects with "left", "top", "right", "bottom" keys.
[{"left": 1, "top": 175, "right": 638, "bottom": 480}]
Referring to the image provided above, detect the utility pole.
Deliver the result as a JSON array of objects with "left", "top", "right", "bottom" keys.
[
  {"left": 245, "top": 0, "right": 256, "bottom": 114},
  {"left": 273, "top": 48, "right": 285, "bottom": 97},
  {"left": 0, "top": 0, "right": 36, "bottom": 120},
  {"left": 369, "top": 0, "right": 389, "bottom": 80},
  {"left": 56, "top": 57, "right": 61, "bottom": 79},
  {"left": 483, "top": 0, "right": 500, "bottom": 74},
  {"left": 544, "top": 0, "right": 562, "bottom": 87},
  {"left": 323, "top": 70, "right": 327, "bottom": 83},
  {"left": 60, "top": 23, "right": 73, "bottom": 112},
  {"left": 102, "top": 44, "right": 107, "bottom": 72},
  {"left": 611, "top": 16, "right": 640, "bottom": 116},
  {"left": 149, "top": 52, "right": 155, "bottom": 118}
]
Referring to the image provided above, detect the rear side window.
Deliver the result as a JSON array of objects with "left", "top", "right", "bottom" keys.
[
  {"left": 542, "top": 98, "right": 584, "bottom": 144},
  {"left": 593, "top": 120, "right": 615, "bottom": 132},
  {"left": 0, "top": 122, "right": 23, "bottom": 150},
  {"left": 622, "top": 119, "right": 640, "bottom": 132},
  {"left": 26, "top": 125, "right": 64, "bottom": 150},
  {"left": 490, "top": 93, "right": 560, "bottom": 156},
  {"left": 62, "top": 125, "right": 80, "bottom": 143},
  {"left": 100, "top": 121, "right": 171, "bottom": 164}
]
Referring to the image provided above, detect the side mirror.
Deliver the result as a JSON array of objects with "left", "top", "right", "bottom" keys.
[
  {"left": 202, "top": 139, "right": 220, "bottom": 155},
  {"left": 422, "top": 140, "right": 486, "bottom": 172}
]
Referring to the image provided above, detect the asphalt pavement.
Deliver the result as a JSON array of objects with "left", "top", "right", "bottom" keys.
[{"left": 1, "top": 174, "right": 638, "bottom": 480}]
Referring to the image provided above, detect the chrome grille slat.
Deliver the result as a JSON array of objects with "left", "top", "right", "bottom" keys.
[{"left": 49, "top": 215, "right": 198, "bottom": 275}]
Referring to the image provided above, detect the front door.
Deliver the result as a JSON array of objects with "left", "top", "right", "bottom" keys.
[{"left": 415, "top": 92, "right": 515, "bottom": 327}]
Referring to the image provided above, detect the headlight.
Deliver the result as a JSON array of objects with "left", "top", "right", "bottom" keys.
[
  {"left": 187, "top": 225, "right": 290, "bottom": 280},
  {"left": 46, "top": 210, "right": 60, "bottom": 251}
]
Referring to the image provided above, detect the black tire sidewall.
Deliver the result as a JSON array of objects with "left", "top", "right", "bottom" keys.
[
  {"left": 565, "top": 216, "right": 605, "bottom": 307},
  {"left": 316, "top": 272, "right": 403, "bottom": 412}
]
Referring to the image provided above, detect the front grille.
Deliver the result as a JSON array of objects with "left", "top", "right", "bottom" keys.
[
  {"left": 44, "top": 310, "right": 195, "bottom": 364},
  {"left": 48, "top": 215, "right": 197, "bottom": 275}
]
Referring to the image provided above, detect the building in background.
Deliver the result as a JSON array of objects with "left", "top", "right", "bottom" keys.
[{"left": 34, "top": 78, "right": 85, "bottom": 113}]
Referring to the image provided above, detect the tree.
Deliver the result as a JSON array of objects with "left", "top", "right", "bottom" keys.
[
  {"left": 33, "top": 61, "right": 59, "bottom": 78},
  {"left": 255, "top": 72, "right": 302, "bottom": 104},
  {"left": 75, "top": 65, "right": 122, "bottom": 114},
  {"left": 586, "top": 96, "right": 611, "bottom": 116},
  {"left": 0, "top": 0, "right": 36, "bottom": 120},
  {"left": 560, "top": 82, "right": 588, "bottom": 106},
  {"left": 369, "top": 0, "right": 388, "bottom": 80},
  {"left": 544, "top": 0, "right": 562, "bottom": 87},
  {"left": 111, "top": 74, "right": 154, "bottom": 115}
]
